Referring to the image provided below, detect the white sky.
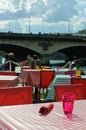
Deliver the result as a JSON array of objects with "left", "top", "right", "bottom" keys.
[{"left": 0, "top": 0, "right": 86, "bottom": 34}]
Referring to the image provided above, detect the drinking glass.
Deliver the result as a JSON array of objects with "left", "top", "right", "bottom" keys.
[
  {"left": 76, "top": 70, "right": 81, "bottom": 76},
  {"left": 55, "top": 66, "right": 59, "bottom": 71},
  {"left": 36, "top": 65, "right": 39, "bottom": 70},
  {"left": 52, "top": 66, "right": 55, "bottom": 71},
  {"left": 62, "top": 93, "right": 75, "bottom": 114},
  {"left": 42, "top": 66, "right": 45, "bottom": 70},
  {"left": 70, "top": 70, "right": 74, "bottom": 76}
]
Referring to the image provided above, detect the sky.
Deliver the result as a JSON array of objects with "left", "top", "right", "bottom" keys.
[{"left": 0, "top": 0, "right": 86, "bottom": 34}]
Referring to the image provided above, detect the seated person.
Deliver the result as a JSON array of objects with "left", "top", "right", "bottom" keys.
[{"left": 2, "top": 52, "right": 19, "bottom": 71}]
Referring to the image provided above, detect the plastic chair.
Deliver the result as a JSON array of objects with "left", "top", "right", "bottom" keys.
[
  {"left": 0, "top": 86, "right": 32, "bottom": 106},
  {"left": 54, "top": 84, "right": 85, "bottom": 101},
  {"left": 39, "top": 70, "right": 55, "bottom": 101}
]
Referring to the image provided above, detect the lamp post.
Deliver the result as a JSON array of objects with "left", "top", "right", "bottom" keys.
[
  {"left": 68, "top": 20, "right": 70, "bottom": 34},
  {"left": 9, "top": 24, "right": 11, "bottom": 33},
  {"left": 29, "top": 16, "right": 31, "bottom": 33}
]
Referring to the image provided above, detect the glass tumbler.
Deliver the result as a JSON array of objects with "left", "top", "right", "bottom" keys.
[{"left": 62, "top": 93, "right": 75, "bottom": 114}]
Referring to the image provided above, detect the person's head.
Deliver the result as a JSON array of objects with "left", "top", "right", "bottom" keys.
[
  {"left": 33, "top": 54, "right": 38, "bottom": 60},
  {"left": 8, "top": 52, "right": 14, "bottom": 59},
  {"left": 27, "top": 55, "right": 31, "bottom": 59}
]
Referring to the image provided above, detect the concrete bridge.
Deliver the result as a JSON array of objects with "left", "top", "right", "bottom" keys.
[{"left": 0, "top": 32, "right": 86, "bottom": 65}]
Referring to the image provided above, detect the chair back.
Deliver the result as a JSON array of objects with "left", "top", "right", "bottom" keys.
[
  {"left": 40, "top": 70, "right": 55, "bottom": 88},
  {"left": 54, "top": 84, "right": 85, "bottom": 101},
  {"left": 0, "top": 86, "right": 32, "bottom": 106},
  {"left": 0, "top": 71, "right": 16, "bottom": 76}
]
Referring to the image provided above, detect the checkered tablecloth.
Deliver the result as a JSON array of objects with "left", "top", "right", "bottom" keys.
[{"left": 46, "top": 75, "right": 71, "bottom": 101}]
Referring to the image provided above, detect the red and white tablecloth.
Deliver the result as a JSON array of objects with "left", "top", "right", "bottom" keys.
[
  {"left": 0, "top": 100, "right": 86, "bottom": 129},
  {"left": 0, "top": 76, "right": 18, "bottom": 87},
  {"left": 19, "top": 69, "right": 41, "bottom": 87},
  {"left": 19, "top": 69, "right": 55, "bottom": 87}
]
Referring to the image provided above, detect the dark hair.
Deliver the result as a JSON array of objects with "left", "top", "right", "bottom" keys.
[{"left": 33, "top": 54, "right": 38, "bottom": 60}]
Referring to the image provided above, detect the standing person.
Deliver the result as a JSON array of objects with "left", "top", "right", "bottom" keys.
[
  {"left": 69, "top": 60, "right": 73, "bottom": 70},
  {"left": 31, "top": 54, "right": 41, "bottom": 69},
  {"left": 26, "top": 55, "right": 33, "bottom": 66}
]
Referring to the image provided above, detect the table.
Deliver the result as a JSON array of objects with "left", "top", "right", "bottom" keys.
[
  {"left": 19, "top": 69, "right": 71, "bottom": 86},
  {"left": 0, "top": 71, "right": 16, "bottom": 76},
  {"left": 0, "top": 75, "right": 19, "bottom": 87},
  {"left": 19, "top": 69, "right": 41, "bottom": 87},
  {"left": 19, "top": 69, "right": 55, "bottom": 101},
  {"left": 21, "top": 66, "right": 32, "bottom": 69},
  {"left": 0, "top": 100, "right": 86, "bottom": 129},
  {"left": 55, "top": 68, "right": 70, "bottom": 75}
]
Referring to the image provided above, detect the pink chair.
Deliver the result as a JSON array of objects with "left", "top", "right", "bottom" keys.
[
  {"left": 0, "top": 86, "right": 32, "bottom": 106},
  {"left": 54, "top": 84, "right": 86, "bottom": 101}
]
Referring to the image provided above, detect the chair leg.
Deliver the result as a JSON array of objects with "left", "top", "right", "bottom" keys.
[
  {"left": 35, "top": 88, "right": 38, "bottom": 100},
  {"left": 37, "top": 88, "right": 41, "bottom": 102},
  {"left": 46, "top": 88, "right": 48, "bottom": 95}
]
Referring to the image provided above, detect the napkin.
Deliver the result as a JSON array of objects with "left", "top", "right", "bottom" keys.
[{"left": 39, "top": 103, "right": 54, "bottom": 115}]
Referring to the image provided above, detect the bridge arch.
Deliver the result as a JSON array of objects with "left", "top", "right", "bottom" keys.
[
  {"left": 0, "top": 33, "right": 86, "bottom": 65},
  {"left": 0, "top": 43, "right": 41, "bottom": 61}
]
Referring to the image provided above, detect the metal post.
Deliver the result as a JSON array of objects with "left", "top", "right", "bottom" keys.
[
  {"left": 68, "top": 20, "right": 70, "bottom": 34},
  {"left": 29, "top": 16, "right": 30, "bottom": 33},
  {"left": 9, "top": 24, "right": 11, "bottom": 33}
]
